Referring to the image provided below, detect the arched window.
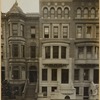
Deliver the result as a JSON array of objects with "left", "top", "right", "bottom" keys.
[
  {"left": 57, "top": 7, "right": 62, "bottom": 18},
  {"left": 64, "top": 7, "right": 69, "bottom": 18},
  {"left": 77, "top": 8, "right": 82, "bottom": 18},
  {"left": 91, "top": 8, "right": 96, "bottom": 18},
  {"left": 50, "top": 7, "right": 55, "bottom": 18},
  {"left": 65, "top": 96, "right": 70, "bottom": 99},
  {"left": 83, "top": 8, "right": 88, "bottom": 18},
  {"left": 43, "top": 7, "right": 48, "bottom": 18}
]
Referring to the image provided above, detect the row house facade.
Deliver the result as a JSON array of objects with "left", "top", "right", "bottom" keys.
[{"left": 1, "top": 0, "right": 99, "bottom": 100}]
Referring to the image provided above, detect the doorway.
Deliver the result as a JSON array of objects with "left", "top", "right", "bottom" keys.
[{"left": 29, "top": 66, "right": 37, "bottom": 83}]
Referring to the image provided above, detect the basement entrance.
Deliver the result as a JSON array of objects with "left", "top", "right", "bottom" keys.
[{"left": 29, "top": 66, "right": 37, "bottom": 83}]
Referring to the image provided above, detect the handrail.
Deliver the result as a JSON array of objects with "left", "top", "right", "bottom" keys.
[
  {"left": 35, "top": 79, "right": 39, "bottom": 98},
  {"left": 22, "top": 79, "right": 28, "bottom": 98}
]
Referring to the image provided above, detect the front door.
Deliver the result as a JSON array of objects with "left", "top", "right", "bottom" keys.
[{"left": 29, "top": 70, "right": 37, "bottom": 83}]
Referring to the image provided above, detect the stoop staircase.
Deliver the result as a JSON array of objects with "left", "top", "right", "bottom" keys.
[{"left": 25, "top": 84, "right": 37, "bottom": 100}]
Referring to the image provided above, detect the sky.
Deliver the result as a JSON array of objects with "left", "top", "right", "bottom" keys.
[{"left": 1, "top": 0, "right": 39, "bottom": 13}]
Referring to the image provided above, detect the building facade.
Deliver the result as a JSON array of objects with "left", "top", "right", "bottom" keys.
[{"left": 1, "top": 0, "right": 99, "bottom": 100}]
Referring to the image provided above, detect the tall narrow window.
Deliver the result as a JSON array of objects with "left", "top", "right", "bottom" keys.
[
  {"left": 51, "top": 69, "right": 57, "bottom": 81},
  {"left": 1, "top": 25, "right": 3, "bottom": 38},
  {"left": 61, "top": 69, "right": 69, "bottom": 83},
  {"left": 84, "top": 8, "right": 88, "bottom": 18},
  {"left": 50, "top": 8, "right": 55, "bottom": 18},
  {"left": 53, "top": 46, "right": 59, "bottom": 58},
  {"left": 96, "top": 26, "right": 99, "bottom": 38},
  {"left": 21, "top": 45, "right": 25, "bottom": 57},
  {"left": 61, "top": 46, "right": 66, "bottom": 59},
  {"left": 44, "top": 26, "right": 49, "bottom": 38},
  {"left": 31, "top": 26, "right": 36, "bottom": 38},
  {"left": 78, "top": 47, "right": 84, "bottom": 59},
  {"left": 43, "top": 8, "right": 48, "bottom": 18},
  {"left": 64, "top": 8, "right": 69, "bottom": 18},
  {"left": 12, "top": 66, "right": 19, "bottom": 79},
  {"left": 77, "top": 8, "right": 81, "bottom": 18},
  {"left": 42, "top": 87, "right": 47, "bottom": 96},
  {"left": 57, "top": 8, "right": 62, "bottom": 18},
  {"left": 86, "top": 26, "right": 92, "bottom": 38},
  {"left": 45, "top": 46, "right": 50, "bottom": 58},
  {"left": 77, "top": 26, "right": 82, "bottom": 38},
  {"left": 63, "top": 26, "right": 68, "bottom": 38},
  {"left": 12, "top": 44, "right": 19, "bottom": 57},
  {"left": 42, "top": 69, "right": 47, "bottom": 81},
  {"left": 91, "top": 8, "right": 96, "bottom": 18},
  {"left": 30, "top": 46, "right": 36, "bottom": 58},
  {"left": 93, "top": 69, "right": 99, "bottom": 84},
  {"left": 86, "top": 46, "right": 92, "bottom": 59},
  {"left": 83, "top": 87, "right": 89, "bottom": 99},
  {"left": 75, "top": 87, "right": 79, "bottom": 95},
  {"left": 84, "top": 69, "right": 89, "bottom": 81},
  {"left": 12, "top": 23, "right": 18, "bottom": 36},
  {"left": 94, "top": 46, "right": 99, "bottom": 59},
  {"left": 21, "top": 24, "right": 24, "bottom": 36},
  {"left": 96, "top": 9, "right": 99, "bottom": 18},
  {"left": 8, "top": 24, "right": 10, "bottom": 37},
  {"left": 53, "top": 26, "right": 58, "bottom": 38},
  {"left": 74, "top": 69, "right": 80, "bottom": 81}
]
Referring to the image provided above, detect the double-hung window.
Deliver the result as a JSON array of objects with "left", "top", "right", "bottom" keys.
[{"left": 12, "top": 23, "right": 18, "bottom": 36}]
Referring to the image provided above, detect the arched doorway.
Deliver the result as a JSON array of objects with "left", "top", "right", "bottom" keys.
[
  {"left": 65, "top": 96, "right": 70, "bottom": 100},
  {"left": 29, "top": 66, "right": 37, "bottom": 83}
]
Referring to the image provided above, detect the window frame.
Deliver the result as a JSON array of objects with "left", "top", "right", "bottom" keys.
[
  {"left": 30, "top": 26, "right": 36, "bottom": 38},
  {"left": 12, "top": 23, "right": 18, "bottom": 36},
  {"left": 74, "top": 69, "right": 80, "bottom": 81}
]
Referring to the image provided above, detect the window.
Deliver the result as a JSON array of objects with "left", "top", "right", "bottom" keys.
[
  {"left": 1, "top": 25, "right": 3, "bottom": 38},
  {"left": 43, "top": 8, "right": 48, "bottom": 18},
  {"left": 94, "top": 46, "right": 99, "bottom": 59},
  {"left": 77, "top": 8, "right": 81, "bottom": 18},
  {"left": 57, "top": 8, "right": 62, "bottom": 18},
  {"left": 61, "top": 69, "right": 69, "bottom": 83},
  {"left": 12, "top": 44, "right": 19, "bottom": 57},
  {"left": 52, "top": 87, "right": 57, "bottom": 92},
  {"left": 9, "top": 45, "right": 11, "bottom": 57},
  {"left": 42, "top": 87, "right": 47, "bottom": 96},
  {"left": 86, "top": 46, "right": 92, "bottom": 59},
  {"left": 53, "top": 26, "right": 58, "bottom": 38},
  {"left": 84, "top": 69, "right": 89, "bottom": 81},
  {"left": 53, "top": 46, "right": 59, "bottom": 58},
  {"left": 91, "top": 8, "right": 96, "bottom": 18},
  {"left": 30, "top": 46, "right": 36, "bottom": 58},
  {"left": 12, "top": 66, "right": 19, "bottom": 79},
  {"left": 50, "top": 8, "right": 55, "bottom": 18},
  {"left": 86, "top": 26, "right": 92, "bottom": 38},
  {"left": 63, "top": 26, "right": 68, "bottom": 38},
  {"left": 12, "top": 23, "right": 18, "bottom": 36},
  {"left": 64, "top": 8, "right": 69, "bottom": 18},
  {"left": 77, "top": 26, "right": 82, "bottom": 38},
  {"left": 8, "top": 24, "right": 10, "bottom": 37},
  {"left": 84, "top": 8, "right": 88, "bottom": 18},
  {"left": 45, "top": 46, "right": 50, "bottom": 58},
  {"left": 83, "top": 87, "right": 89, "bottom": 99},
  {"left": 96, "top": 26, "right": 99, "bottom": 38},
  {"left": 21, "top": 45, "right": 25, "bottom": 57},
  {"left": 93, "top": 69, "right": 99, "bottom": 84},
  {"left": 96, "top": 9, "right": 99, "bottom": 18},
  {"left": 74, "top": 69, "right": 80, "bottom": 81},
  {"left": 75, "top": 87, "right": 79, "bottom": 95},
  {"left": 61, "top": 46, "right": 66, "bottom": 59},
  {"left": 42, "top": 69, "right": 47, "bottom": 81},
  {"left": 31, "top": 26, "right": 36, "bottom": 38},
  {"left": 51, "top": 69, "right": 57, "bottom": 81},
  {"left": 78, "top": 47, "right": 84, "bottom": 59},
  {"left": 21, "top": 24, "right": 24, "bottom": 36},
  {"left": 44, "top": 26, "right": 49, "bottom": 38}
]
